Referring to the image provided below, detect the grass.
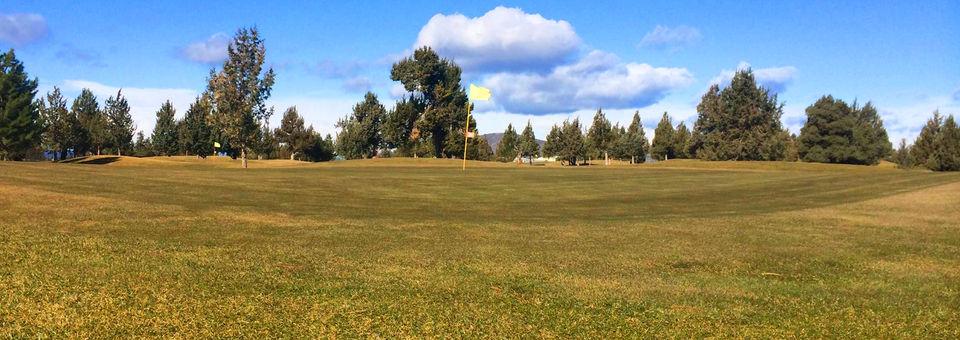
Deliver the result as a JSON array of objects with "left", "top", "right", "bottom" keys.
[{"left": 1, "top": 156, "right": 959, "bottom": 337}]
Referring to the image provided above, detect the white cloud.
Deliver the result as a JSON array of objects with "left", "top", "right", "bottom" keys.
[
  {"left": 62, "top": 80, "right": 198, "bottom": 134},
  {"left": 414, "top": 6, "right": 581, "bottom": 72},
  {"left": 710, "top": 61, "right": 798, "bottom": 94},
  {"left": 875, "top": 94, "right": 960, "bottom": 145},
  {"left": 0, "top": 13, "right": 47, "bottom": 45},
  {"left": 481, "top": 50, "right": 694, "bottom": 114},
  {"left": 389, "top": 83, "right": 408, "bottom": 99},
  {"left": 639, "top": 25, "right": 701, "bottom": 50},
  {"left": 181, "top": 33, "right": 230, "bottom": 63}
]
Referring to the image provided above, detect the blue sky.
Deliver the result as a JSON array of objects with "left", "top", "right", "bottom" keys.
[{"left": 2, "top": 0, "right": 958, "bottom": 143}]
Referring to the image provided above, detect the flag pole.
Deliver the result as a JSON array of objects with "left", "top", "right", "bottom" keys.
[{"left": 462, "top": 102, "right": 472, "bottom": 171}]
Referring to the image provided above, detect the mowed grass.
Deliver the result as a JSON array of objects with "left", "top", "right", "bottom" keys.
[{"left": 1, "top": 156, "right": 959, "bottom": 337}]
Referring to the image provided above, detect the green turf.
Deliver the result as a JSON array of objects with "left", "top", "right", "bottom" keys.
[{"left": 1, "top": 157, "right": 959, "bottom": 337}]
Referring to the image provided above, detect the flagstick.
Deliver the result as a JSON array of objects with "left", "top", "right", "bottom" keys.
[{"left": 462, "top": 102, "right": 472, "bottom": 171}]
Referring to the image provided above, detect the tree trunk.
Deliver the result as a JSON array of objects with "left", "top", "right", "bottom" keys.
[
  {"left": 605, "top": 151, "right": 609, "bottom": 165},
  {"left": 241, "top": 147, "right": 248, "bottom": 168}
]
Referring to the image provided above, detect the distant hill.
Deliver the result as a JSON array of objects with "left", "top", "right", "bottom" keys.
[{"left": 482, "top": 133, "right": 546, "bottom": 150}]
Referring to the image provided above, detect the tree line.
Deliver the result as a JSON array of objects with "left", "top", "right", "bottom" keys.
[{"left": 1, "top": 31, "right": 958, "bottom": 171}]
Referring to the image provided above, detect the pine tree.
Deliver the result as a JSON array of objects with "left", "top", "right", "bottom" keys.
[
  {"left": 151, "top": 101, "right": 179, "bottom": 156},
  {"left": 336, "top": 92, "right": 385, "bottom": 159},
  {"left": 104, "top": 90, "right": 134, "bottom": 156},
  {"left": 132, "top": 131, "right": 152, "bottom": 157},
  {"left": 70, "top": 89, "right": 99, "bottom": 156},
  {"left": 473, "top": 135, "right": 495, "bottom": 161},
  {"left": 854, "top": 102, "right": 892, "bottom": 164},
  {"left": 542, "top": 124, "right": 562, "bottom": 158},
  {"left": 797, "top": 96, "right": 891, "bottom": 165},
  {"left": 495, "top": 123, "right": 519, "bottom": 162},
  {"left": 206, "top": 27, "right": 276, "bottom": 168},
  {"left": 183, "top": 96, "right": 213, "bottom": 158},
  {"left": 692, "top": 70, "right": 787, "bottom": 160},
  {"left": 893, "top": 138, "right": 913, "bottom": 169},
  {"left": 673, "top": 122, "right": 691, "bottom": 159},
  {"left": 382, "top": 96, "right": 423, "bottom": 156},
  {"left": 557, "top": 118, "right": 585, "bottom": 166},
  {"left": 0, "top": 49, "right": 40, "bottom": 161},
  {"left": 929, "top": 115, "right": 960, "bottom": 171},
  {"left": 622, "top": 112, "right": 649, "bottom": 164},
  {"left": 911, "top": 110, "right": 942, "bottom": 167},
  {"left": 586, "top": 108, "right": 613, "bottom": 165},
  {"left": 39, "top": 87, "right": 71, "bottom": 160},
  {"left": 518, "top": 120, "right": 539, "bottom": 164},
  {"left": 276, "top": 106, "right": 309, "bottom": 160},
  {"left": 651, "top": 112, "right": 675, "bottom": 161}
]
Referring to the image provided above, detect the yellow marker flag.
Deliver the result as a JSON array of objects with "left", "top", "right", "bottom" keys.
[
  {"left": 469, "top": 84, "right": 491, "bottom": 101},
  {"left": 214, "top": 142, "right": 221, "bottom": 148}
]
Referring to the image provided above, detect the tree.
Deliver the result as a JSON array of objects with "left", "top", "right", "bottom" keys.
[
  {"left": 797, "top": 96, "right": 892, "bottom": 165},
  {"left": 557, "top": 118, "right": 585, "bottom": 166},
  {"left": 390, "top": 47, "right": 469, "bottom": 157},
  {"left": 275, "top": 106, "right": 310, "bottom": 160},
  {"left": 893, "top": 138, "right": 913, "bottom": 169},
  {"left": 586, "top": 109, "right": 613, "bottom": 165},
  {"left": 70, "top": 89, "right": 99, "bottom": 156},
  {"left": 518, "top": 120, "right": 539, "bottom": 164},
  {"left": 206, "top": 27, "right": 276, "bottom": 168},
  {"left": 673, "top": 122, "right": 691, "bottom": 159},
  {"left": 910, "top": 110, "right": 942, "bottom": 167},
  {"left": 692, "top": 70, "right": 787, "bottom": 160},
  {"left": 473, "top": 135, "right": 495, "bottom": 161},
  {"left": 132, "top": 131, "right": 152, "bottom": 157},
  {"left": 303, "top": 130, "right": 335, "bottom": 162},
  {"left": 182, "top": 96, "right": 213, "bottom": 158},
  {"left": 651, "top": 112, "right": 675, "bottom": 161},
  {"left": 382, "top": 96, "right": 423, "bottom": 156},
  {"left": 495, "top": 123, "right": 519, "bottom": 162},
  {"left": 336, "top": 92, "right": 386, "bottom": 159},
  {"left": 621, "top": 112, "right": 649, "bottom": 164},
  {"left": 151, "top": 101, "right": 179, "bottom": 156},
  {"left": 0, "top": 49, "right": 40, "bottom": 161},
  {"left": 929, "top": 115, "right": 960, "bottom": 171},
  {"left": 542, "top": 124, "right": 562, "bottom": 159},
  {"left": 39, "top": 87, "right": 71, "bottom": 160},
  {"left": 104, "top": 90, "right": 134, "bottom": 156}
]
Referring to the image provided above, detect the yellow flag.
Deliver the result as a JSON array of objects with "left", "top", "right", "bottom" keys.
[
  {"left": 214, "top": 142, "right": 221, "bottom": 148},
  {"left": 469, "top": 84, "right": 491, "bottom": 101}
]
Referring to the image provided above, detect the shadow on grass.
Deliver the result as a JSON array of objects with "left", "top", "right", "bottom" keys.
[{"left": 60, "top": 156, "right": 122, "bottom": 165}]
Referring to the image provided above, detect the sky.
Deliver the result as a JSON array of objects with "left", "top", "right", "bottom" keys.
[{"left": 2, "top": 0, "right": 959, "bottom": 144}]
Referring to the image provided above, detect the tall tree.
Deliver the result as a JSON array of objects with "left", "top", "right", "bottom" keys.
[
  {"left": 390, "top": 47, "right": 469, "bottom": 157},
  {"left": 0, "top": 49, "right": 40, "bottom": 161},
  {"left": 673, "top": 122, "right": 691, "bottom": 159},
  {"left": 557, "top": 118, "right": 585, "bottom": 166},
  {"left": 495, "top": 123, "right": 519, "bottom": 162},
  {"left": 929, "top": 114, "right": 960, "bottom": 171},
  {"left": 910, "top": 110, "right": 942, "bottom": 168},
  {"left": 542, "top": 124, "right": 562, "bottom": 159},
  {"left": 585, "top": 108, "right": 613, "bottom": 165},
  {"left": 132, "top": 131, "right": 152, "bottom": 157},
  {"left": 893, "top": 138, "right": 913, "bottom": 169},
  {"left": 692, "top": 70, "right": 787, "bottom": 160},
  {"left": 206, "top": 27, "right": 276, "bottom": 168},
  {"left": 39, "top": 87, "right": 71, "bottom": 160},
  {"left": 518, "top": 120, "right": 540, "bottom": 164},
  {"left": 183, "top": 96, "right": 213, "bottom": 158},
  {"left": 798, "top": 96, "right": 892, "bottom": 165},
  {"left": 70, "top": 89, "right": 99, "bottom": 156},
  {"left": 382, "top": 96, "right": 423, "bottom": 156},
  {"left": 151, "top": 101, "right": 179, "bottom": 156},
  {"left": 275, "top": 106, "right": 309, "bottom": 160},
  {"left": 104, "top": 90, "right": 134, "bottom": 156},
  {"left": 472, "top": 134, "right": 495, "bottom": 161},
  {"left": 621, "top": 112, "right": 649, "bottom": 164},
  {"left": 651, "top": 112, "right": 675, "bottom": 161},
  {"left": 854, "top": 102, "right": 892, "bottom": 163},
  {"left": 336, "top": 92, "right": 386, "bottom": 159}
]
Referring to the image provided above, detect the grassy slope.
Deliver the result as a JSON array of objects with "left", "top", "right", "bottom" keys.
[{"left": 1, "top": 157, "right": 958, "bottom": 337}]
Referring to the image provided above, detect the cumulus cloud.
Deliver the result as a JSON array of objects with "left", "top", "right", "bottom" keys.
[
  {"left": 181, "top": 33, "right": 230, "bottom": 63},
  {"left": 639, "top": 25, "right": 701, "bottom": 50},
  {"left": 414, "top": 6, "right": 581, "bottom": 72},
  {"left": 62, "top": 80, "right": 198, "bottom": 134},
  {"left": 710, "top": 61, "right": 798, "bottom": 94},
  {"left": 0, "top": 13, "right": 48, "bottom": 45},
  {"left": 481, "top": 50, "right": 694, "bottom": 114}
]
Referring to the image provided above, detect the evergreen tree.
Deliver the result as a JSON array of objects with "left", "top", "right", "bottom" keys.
[
  {"left": 495, "top": 123, "right": 519, "bottom": 162},
  {"left": 910, "top": 110, "right": 942, "bottom": 167},
  {"left": 151, "top": 101, "right": 179, "bottom": 156},
  {"left": 893, "top": 138, "right": 913, "bottom": 169},
  {"left": 798, "top": 96, "right": 892, "bottom": 165},
  {"left": 275, "top": 106, "right": 310, "bottom": 160},
  {"left": 183, "top": 96, "right": 213, "bottom": 158},
  {"left": 692, "top": 70, "right": 787, "bottom": 160},
  {"left": 473, "top": 135, "right": 495, "bottom": 161},
  {"left": 542, "top": 124, "right": 562, "bottom": 158},
  {"left": 518, "top": 120, "right": 540, "bottom": 164},
  {"left": 651, "top": 112, "right": 675, "bottom": 161},
  {"left": 132, "top": 131, "right": 152, "bottom": 157},
  {"left": 854, "top": 102, "right": 892, "bottom": 163},
  {"left": 622, "top": 112, "right": 649, "bottom": 164},
  {"left": 673, "top": 122, "right": 691, "bottom": 159},
  {"left": 382, "top": 96, "right": 423, "bottom": 157},
  {"left": 39, "top": 87, "right": 71, "bottom": 160},
  {"left": 336, "top": 92, "right": 385, "bottom": 159},
  {"left": 557, "top": 118, "right": 585, "bottom": 166},
  {"left": 0, "top": 49, "right": 40, "bottom": 161},
  {"left": 390, "top": 47, "right": 469, "bottom": 157},
  {"left": 783, "top": 132, "right": 800, "bottom": 162},
  {"left": 929, "top": 115, "right": 960, "bottom": 171},
  {"left": 303, "top": 129, "right": 335, "bottom": 162},
  {"left": 206, "top": 27, "right": 276, "bottom": 168},
  {"left": 103, "top": 90, "right": 134, "bottom": 156},
  {"left": 70, "top": 89, "right": 99, "bottom": 156},
  {"left": 586, "top": 108, "right": 613, "bottom": 164},
  {"left": 608, "top": 124, "right": 625, "bottom": 161}
]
